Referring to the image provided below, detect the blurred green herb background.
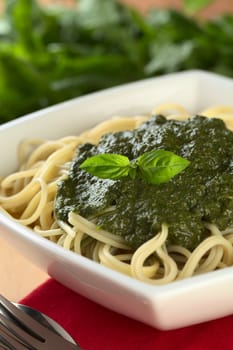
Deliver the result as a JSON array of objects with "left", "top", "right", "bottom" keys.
[{"left": 0, "top": 0, "right": 233, "bottom": 123}]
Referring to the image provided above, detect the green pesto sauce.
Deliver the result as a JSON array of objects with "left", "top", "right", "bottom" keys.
[{"left": 55, "top": 115, "right": 233, "bottom": 251}]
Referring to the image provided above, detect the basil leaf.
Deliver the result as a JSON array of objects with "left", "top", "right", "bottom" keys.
[
  {"left": 80, "top": 153, "right": 130, "bottom": 180},
  {"left": 183, "top": 0, "right": 214, "bottom": 14},
  {"left": 128, "top": 162, "right": 137, "bottom": 179},
  {"left": 80, "top": 150, "right": 190, "bottom": 184},
  {"left": 137, "top": 149, "right": 190, "bottom": 184}
]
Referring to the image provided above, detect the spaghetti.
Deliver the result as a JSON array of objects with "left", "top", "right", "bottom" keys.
[{"left": 1, "top": 104, "right": 233, "bottom": 284}]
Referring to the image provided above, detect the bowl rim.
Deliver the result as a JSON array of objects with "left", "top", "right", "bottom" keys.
[{"left": 1, "top": 68, "right": 233, "bottom": 132}]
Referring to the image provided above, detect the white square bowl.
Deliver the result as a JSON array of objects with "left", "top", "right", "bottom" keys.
[{"left": 1, "top": 70, "right": 233, "bottom": 330}]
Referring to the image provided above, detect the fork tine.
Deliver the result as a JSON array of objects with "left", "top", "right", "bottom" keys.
[
  {"left": 0, "top": 321, "right": 28, "bottom": 350},
  {"left": 0, "top": 295, "right": 80, "bottom": 349},
  {"left": 0, "top": 344, "right": 10, "bottom": 350},
  {"left": 0, "top": 295, "right": 50, "bottom": 340},
  {"left": 0, "top": 312, "right": 41, "bottom": 349}
]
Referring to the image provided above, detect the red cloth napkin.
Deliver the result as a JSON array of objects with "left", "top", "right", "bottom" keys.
[{"left": 21, "top": 278, "right": 232, "bottom": 350}]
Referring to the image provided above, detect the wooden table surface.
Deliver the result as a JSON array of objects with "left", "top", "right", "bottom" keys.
[{"left": 1, "top": 0, "right": 233, "bottom": 302}]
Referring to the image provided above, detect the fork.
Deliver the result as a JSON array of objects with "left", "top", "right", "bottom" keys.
[{"left": 0, "top": 295, "right": 82, "bottom": 349}]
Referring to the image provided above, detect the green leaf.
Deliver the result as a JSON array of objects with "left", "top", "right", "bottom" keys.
[
  {"left": 145, "top": 41, "right": 194, "bottom": 75},
  {"left": 80, "top": 150, "right": 190, "bottom": 185},
  {"left": 183, "top": 0, "right": 214, "bottom": 15},
  {"left": 0, "top": 49, "right": 49, "bottom": 121},
  {"left": 137, "top": 149, "right": 190, "bottom": 184},
  {"left": 5, "top": 0, "right": 44, "bottom": 49},
  {"left": 80, "top": 153, "right": 131, "bottom": 180},
  {"left": 77, "top": 0, "right": 122, "bottom": 29},
  {"left": 1, "top": 0, "right": 233, "bottom": 124}
]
